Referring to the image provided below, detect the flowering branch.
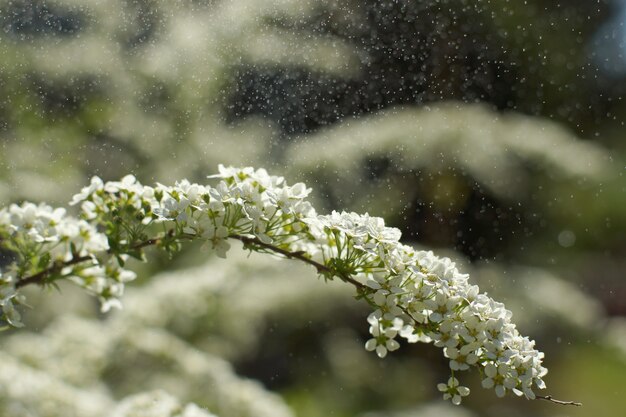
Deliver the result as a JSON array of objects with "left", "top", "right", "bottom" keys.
[
  {"left": 14, "top": 233, "right": 360, "bottom": 289},
  {"left": 0, "top": 165, "right": 579, "bottom": 406}
]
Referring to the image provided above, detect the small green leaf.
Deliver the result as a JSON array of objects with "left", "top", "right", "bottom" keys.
[
  {"left": 70, "top": 242, "right": 78, "bottom": 257},
  {"left": 127, "top": 249, "right": 144, "bottom": 261},
  {"left": 37, "top": 252, "right": 51, "bottom": 269}
]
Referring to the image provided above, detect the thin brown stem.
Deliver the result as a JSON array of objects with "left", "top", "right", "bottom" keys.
[
  {"left": 536, "top": 395, "right": 582, "bottom": 406},
  {"left": 15, "top": 237, "right": 161, "bottom": 289},
  {"left": 16, "top": 254, "right": 92, "bottom": 289},
  {"left": 229, "top": 234, "right": 366, "bottom": 290}
]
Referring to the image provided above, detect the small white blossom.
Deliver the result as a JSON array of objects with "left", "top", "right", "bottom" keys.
[
  {"left": 437, "top": 377, "right": 470, "bottom": 405},
  {"left": 203, "top": 226, "right": 231, "bottom": 258}
]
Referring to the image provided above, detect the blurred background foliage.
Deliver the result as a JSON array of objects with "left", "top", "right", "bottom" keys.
[{"left": 0, "top": 0, "right": 625, "bottom": 416}]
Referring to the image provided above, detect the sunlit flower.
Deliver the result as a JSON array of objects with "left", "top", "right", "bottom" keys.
[{"left": 437, "top": 377, "right": 470, "bottom": 405}]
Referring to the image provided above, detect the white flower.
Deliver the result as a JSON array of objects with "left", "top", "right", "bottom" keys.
[
  {"left": 155, "top": 196, "right": 190, "bottom": 222},
  {"left": 70, "top": 176, "right": 104, "bottom": 206},
  {"left": 268, "top": 182, "right": 311, "bottom": 212},
  {"left": 104, "top": 174, "right": 138, "bottom": 193},
  {"left": 424, "top": 292, "right": 460, "bottom": 323},
  {"left": 203, "top": 225, "right": 231, "bottom": 258},
  {"left": 365, "top": 312, "right": 402, "bottom": 358},
  {"left": 445, "top": 344, "right": 479, "bottom": 371},
  {"left": 364, "top": 216, "right": 401, "bottom": 244},
  {"left": 437, "top": 377, "right": 470, "bottom": 405},
  {"left": 175, "top": 180, "right": 207, "bottom": 204}
]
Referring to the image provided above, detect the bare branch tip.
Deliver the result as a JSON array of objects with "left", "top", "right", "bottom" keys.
[{"left": 537, "top": 395, "right": 582, "bottom": 406}]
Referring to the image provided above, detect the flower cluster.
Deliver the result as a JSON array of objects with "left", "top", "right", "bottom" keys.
[
  {"left": 110, "top": 391, "right": 216, "bottom": 417},
  {"left": 2, "top": 311, "right": 295, "bottom": 417},
  {"left": 0, "top": 165, "right": 548, "bottom": 404},
  {"left": 0, "top": 202, "right": 127, "bottom": 321},
  {"left": 303, "top": 210, "right": 547, "bottom": 402}
]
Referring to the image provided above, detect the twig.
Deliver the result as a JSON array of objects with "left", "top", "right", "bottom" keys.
[
  {"left": 16, "top": 254, "right": 92, "bottom": 288},
  {"left": 536, "top": 395, "right": 582, "bottom": 406},
  {"left": 229, "top": 234, "right": 366, "bottom": 290},
  {"left": 15, "top": 237, "right": 161, "bottom": 289},
  {"left": 15, "top": 233, "right": 364, "bottom": 289}
]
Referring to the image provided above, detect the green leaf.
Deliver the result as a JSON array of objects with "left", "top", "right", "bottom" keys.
[
  {"left": 127, "top": 249, "right": 144, "bottom": 261},
  {"left": 69, "top": 242, "right": 78, "bottom": 257},
  {"left": 37, "top": 252, "right": 51, "bottom": 269}
]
